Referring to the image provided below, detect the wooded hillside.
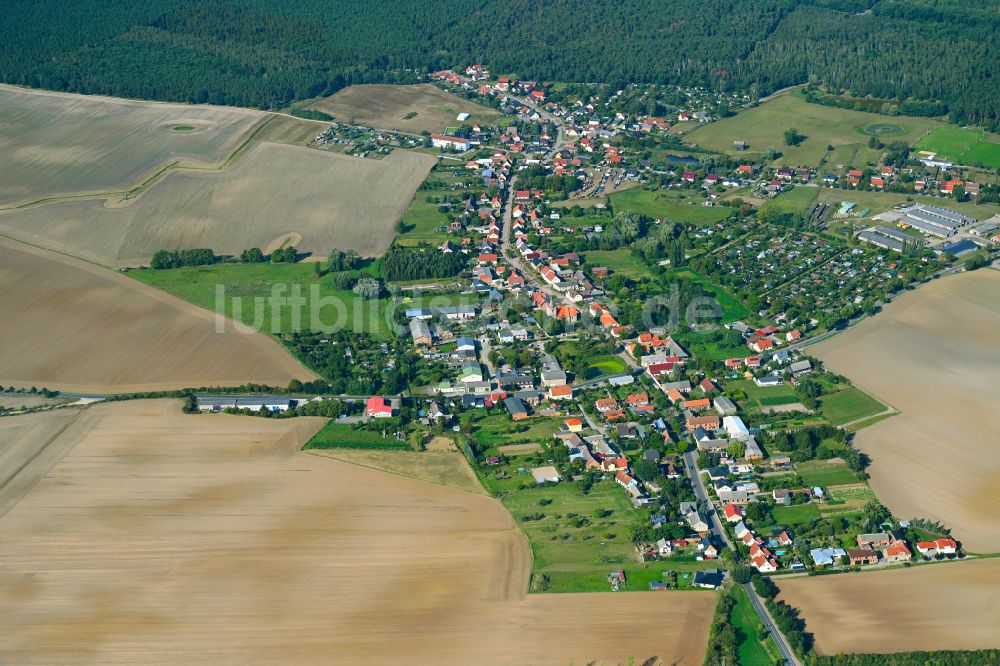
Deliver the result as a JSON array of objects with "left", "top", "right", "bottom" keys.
[{"left": 1, "top": 0, "right": 995, "bottom": 129}]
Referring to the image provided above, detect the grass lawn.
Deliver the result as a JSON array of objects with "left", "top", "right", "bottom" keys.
[
  {"left": 819, "top": 387, "right": 885, "bottom": 426},
  {"left": 667, "top": 269, "right": 749, "bottom": 322},
  {"left": 763, "top": 186, "right": 819, "bottom": 215},
  {"left": 796, "top": 460, "right": 859, "bottom": 488},
  {"left": 677, "top": 330, "right": 749, "bottom": 363},
  {"left": 396, "top": 165, "right": 476, "bottom": 246},
  {"left": 581, "top": 248, "right": 654, "bottom": 278},
  {"left": 130, "top": 262, "right": 397, "bottom": 339},
  {"left": 727, "top": 378, "right": 800, "bottom": 410},
  {"left": 730, "top": 585, "right": 773, "bottom": 666},
  {"left": 304, "top": 421, "right": 409, "bottom": 450},
  {"left": 771, "top": 503, "right": 821, "bottom": 526},
  {"left": 584, "top": 354, "right": 628, "bottom": 379},
  {"left": 915, "top": 126, "right": 1000, "bottom": 170},
  {"left": 826, "top": 143, "right": 861, "bottom": 168},
  {"left": 609, "top": 188, "right": 734, "bottom": 226},
  {"left": 471, "top": 413, "right": 563, "bottom": 449},
  {"left": 501, "top": 480, "right": 644, "bottom": 582},
  {"left": 683, "top": 93, "right": 939, "bottom": 167}
]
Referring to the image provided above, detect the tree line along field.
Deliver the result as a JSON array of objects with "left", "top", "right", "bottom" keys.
[
  {"left": 682, "top": 93, "right": 940, "bottom": 167},
  {"left": 308, "top": 84, "right": 500, "bottom": 134},
  {"left": 0, "top": 399, "right": 714, "bottom": 665},
  {"left": 0, "top": 143, "right": 435, "bottom": 266},
  {"left": 0, "top": 85, "right": 264, "bottom": 207},
  {"left": 914, "top": 126, "right": 1000, "bottom": 169},
  {"left": 0, "top": 237, "right": 316, "bottom": 393}
]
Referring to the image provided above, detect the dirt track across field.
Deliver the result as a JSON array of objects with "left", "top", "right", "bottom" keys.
[
  {"left": 0, "top": 237, "right": 316, "bottom": 392},
  {"left": 0, "top": 400, "right": 713, "bottom": 665},
  {"left": 811, "top": 271, "right": 1000, "bottom": 552},
  {"left": 778, "top": 559, "right": 1000, "bottom": 654}
]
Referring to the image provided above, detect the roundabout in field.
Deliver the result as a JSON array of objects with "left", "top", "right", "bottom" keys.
[{"left": 859, "top": 123, "right": 905, "bottom": 136}]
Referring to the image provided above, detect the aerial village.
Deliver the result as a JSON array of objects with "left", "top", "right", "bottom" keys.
[{"left": 201, "top": 63, "right": 988, "bottom": 593}]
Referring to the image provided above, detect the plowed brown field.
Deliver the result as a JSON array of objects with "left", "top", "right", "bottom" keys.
[
  {"left": 0, "top": 400, "right": 713, "bottom": 665},
  {"left": 0, "top": 237, "right": 315, "bottom": 392}
]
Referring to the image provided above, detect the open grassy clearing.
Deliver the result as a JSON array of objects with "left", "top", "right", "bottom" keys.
[
  {"left": 728, "top": 379, "right": 800, "bottom": 411},
  {"left": 303, "top": 421, "right": 408, "bottom": 450},
  {"left": 666, "top": 269, "right": 750, "bottom": 322},
  {"left": 796, "top": 459, "right": 859, "bottom": 488},
  {"left": 130, "top": 262, "right": 396, "bottom": 339},
  {"left": 0, "top": 85, "right": 264, "bottom": 207},
  {"left": 763, "top": 186, "right": 819, "bottom": 214},
  {"left": 778, "top": 559, "right": 1000, "bottom": 655},
  {"left": 915, "top": 126, "right": 1000, "bottom": 169},
  {"left": 581, "top": 248, "right": 654, "bottom": 278},
  {"left": 470, "top": 413, "right": 565, "bottom": 449},
  {"left": 0, "top": 144, "right": 434, "bottom": 266},
  {"left": 501, "top": 480, "right": 642, "bottom": 575},
  {"left": 812, "top": 270, "right": 1000, "bottom": 552},
  {"left": 0, "top": 399, "right": 711, "bottom": 665},
  {"left": 610, "top": 188, "right": 733, "bottom": 225},
  {"left": 684, "top": 93, "right": 939, "bottom": 167},
  {"left": 0, "top": 237, "right": 315, "bottom": 393},
  {"left": 309, "top": 84, "right": 500, "bottom": 135},
  {"left": 818, "top": 387, "right": 886, "bottom": 426},
  {"left": 397, "top": 164, "right": 474, "bottom": 247}
]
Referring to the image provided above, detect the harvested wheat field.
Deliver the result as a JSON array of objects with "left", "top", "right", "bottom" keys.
[
  {"left": 811, "top": 270, "right": 1000, "bottom": 552},
  {"left": 309, "top": 84, "right": 500, "bottom": 134},
  {"left": 0, "top": 400, "right": 713, "bottom": 665},
  {"left": 0, "top": 85, "right": 264, "bottom": 207},
  {"left": 0, "top": 143, "right": 434, "bottom": 265},
  {"left": 0, "top": 238, "right": 315, "bottom": 392},
  {"left": 777, "top": 559, "right": 1000, "bottom": 654}
]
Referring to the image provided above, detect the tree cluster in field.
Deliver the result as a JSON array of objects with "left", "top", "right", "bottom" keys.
[
  {"left": 379, "top": 247, "right": 465, "bottom": 282},
  {"left": 281, "top": 330, "right": 419, "bottom": 395},
  {"left": 150, "top": 248, "right": 217, "bottom": 269},
  {"left": 758, "top": 425, "right": 867, "bottom": 475}
]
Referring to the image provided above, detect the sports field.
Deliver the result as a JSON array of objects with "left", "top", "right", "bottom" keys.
[
  {"left": 915, "top": 126, "right": 1000, "bottom": 169},
  {"left": 309, "top": 84, "right": 500, "bottom": 134},
  {"left": 0, "top": 144, "right": 434, "bottom": 265},
  {"left": 812, "top": 270, "right": 1000, "bottom": 552},
  {"left": 683, "top": 93, "right": 938, "bottom": 167},
  {"left": 0, "top": 237, "right": 315, "bottom": 393},
  {"left": 0, "top": 84, "right": 264, "bottom": 207},
  {"left": 0, "top": 399, "right": 713, "bottom": 665},
  {"left": 609, "top": 188, "right": 733, "bottom": 225},
  {"left": 778, "top": 559, "right": 1000, "bottom": 654}
]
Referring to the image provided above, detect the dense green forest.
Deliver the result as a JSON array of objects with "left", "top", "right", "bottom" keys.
[{"left": 1, "top": 0, "right": 996, "bottom": 129}]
